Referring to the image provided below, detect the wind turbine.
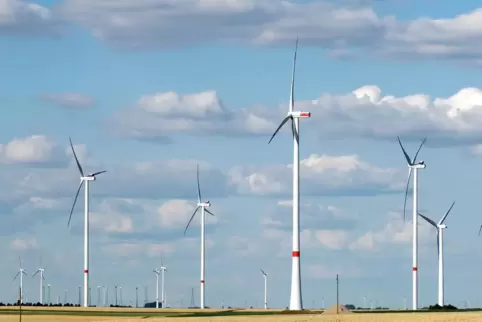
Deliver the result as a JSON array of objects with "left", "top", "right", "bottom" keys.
[
  {"left": 418, "top": 201, "right": 455, "bottom": 307},
  {"left": 267, "top": 38, "right": 310, "bottom": 310},
  {"left": 260, "top": 269, "right": 268, "bottom": 309},
  {"left": 184, "top": 164, "right": 215, "bottom": 309},
  {"left": 153, "top": 268, "right": 161, "bottom": 308},
  {"left": 67, "top": 137, "right": 106, "bottom": 307},
  {"left": 13, "top": 257, "right": 27, "bottom": 304},
  {"left": 160, "top": 253, "right": 167, "bottom": 308},
  {"left": 397, "top": 136, "right": 426, "bottom": 310},
  {"left": 32, "top": 258, "right": 45, "bottom": 304}
]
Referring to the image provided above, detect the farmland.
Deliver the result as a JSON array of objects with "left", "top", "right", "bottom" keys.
[{"left": 0, "top": 307, "right": 482, "bottom": 321}]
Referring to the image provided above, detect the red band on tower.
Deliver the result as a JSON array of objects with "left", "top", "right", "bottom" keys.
[
  {"left": 84, "top": 269, "right": 88, "bottom": 273},
  {"left": 292, "top": 251, "right": 300, "bottom": 257},
  {"left": 200, "top": 280, "right": 204, "bottom": 283},
  {"left": 412, "top": 267, "right": 417, "bottom": 271}
]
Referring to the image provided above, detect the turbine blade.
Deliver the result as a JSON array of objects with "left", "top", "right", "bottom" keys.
[
  {"left": 438, "top": 201, "right": 455, "bottom": 225},
  {"left": 13, "top": 272, "right": 19, "bottom": 281},
  {"left": 205, "top": 208, "right": 215, "bottom": 216},
  {"left": 22, "top": 270, "right": 27, "bottom": 275},
  {"left": 397, "top": 136, "right": 413, "bottom": 165},
  {"left": 402, "top": 168, "right": 412, "bottom": 222},
  {"left": 184, "top": 206, "right": 201, "bottom": 236},
  {"left": 42, "top": 274, "right": 45, "bottom": 280},
  {"left": 413, "top": 138, "right": 427, "bottom": 163},
  {"left": 197, "top": 164, "right": 202, "bottom": 203},
  {"left": 268, "top": 116, "right": 291, "bottom": 144},
  {"left": 260, "top": 269, "right": 266, "bottom": 276},
  {"left": 291, "top": 118, "right": 299, "bottom": 143},
  {"left": 289, "top": 37, "right": 298, "bottom": 113},
  {"left": 68, "top": 180, "right": 84, "bottom": 227},
  {"left": 161, "top": 252, "right": 164, "bottom": 267},
  {"left": 32, "top": 270, "right": 39, "bottom": 278},
  {"left": 418, "top": 213, "right": 437, "bottom": 228},
  {"left": 91, "top": 170, "right": 106, "bottom": 177},
  {"left": 478, "top": 225, "right": 482, "bottom": 236},
  {"left": 69, "top": 137, "right": 84, "bottom": 177}
]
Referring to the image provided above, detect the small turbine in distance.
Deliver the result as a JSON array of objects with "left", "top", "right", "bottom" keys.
[
  {"left": 160, "top": 253, "right": 167, "bottom": 308},
  {"left": 184, "top": 164, "right": 215, "bottom": 310},
  {"left": 68, "top": 137, "right": 106, "bottom": 307},
  {"left": 260, "top": 269, "right": 268, "bottom": 309},
  {"left": 13, "top": 257, "right": 27, "bottom": 304},
  {"left": 32, "top": 257, "right": 46, "bottom": 304},
  {"left": 153, "top": 267, "right": 161, "bottom": 308},
  {"left": 418, "top": 201, "right": 455, "bottom": 307}
]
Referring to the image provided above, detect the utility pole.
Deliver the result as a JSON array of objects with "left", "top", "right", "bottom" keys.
[
  {"left": 136, "top": 286, "right": 139, "bottom": 308},
  {"left": 190, "top": 287, "right": 195, "bottom": 308},
  {"left": 336, "top": 274, "right": 339, "bottom": 314},
  {"left": 115, "top": 285, "right": 118, "bottom": 306},
  {"left": 78, "top": 286, "right": 81, "bottom": 306}
]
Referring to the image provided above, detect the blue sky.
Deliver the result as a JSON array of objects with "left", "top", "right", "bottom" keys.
[{"left": 2, "top": 0, "right": 482, "bottom": 309}]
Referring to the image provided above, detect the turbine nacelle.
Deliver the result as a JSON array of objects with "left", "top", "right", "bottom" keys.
[
  {"left": 289, "top": 111, "right": 311, "bottom": 118},
  {"left": 81, "top": 176, "right": 96, "bottom": 181},
  {"left": 438, "top": 224, "right": 447, "bottom": 229},
  {"left": 198, "top": 201, "right": 211, "bottom": 207},
  {"left": 410, "top": 162, "right": 426, "bottom": 169}
]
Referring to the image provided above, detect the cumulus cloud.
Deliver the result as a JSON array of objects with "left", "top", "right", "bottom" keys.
[
  {"left": 0, "top": 0, "right": 58, "bottom": 35},
  {"left": 39, "top": 93, "right": 95, "bottom": 108},
  {"left": 0, "top": 135, "right": 68, "bottom": 166},
  {"left": 10, "top": 237, "right": 37, "bottom": 250},
  {"left": 230, "top": 153, "right": 402, "bottom": 197},
  {"left": 57, "top": 0, "right": 482, "bottom": 63},
  {"left": 111, "top": 90, "right": 273, "bottom": 142},
  {"left": 110, "top": 85, "right": 482, "bottom": 146},
  {"left": 349, "top": 212, "right": 433, "bottom": 251},
  {"left": 156, "top": 199, "right": 218, "bottom": 229}
]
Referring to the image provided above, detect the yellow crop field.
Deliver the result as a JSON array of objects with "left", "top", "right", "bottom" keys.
[{"left": 0, "top": 307, "right": 482, "bottom": 321}]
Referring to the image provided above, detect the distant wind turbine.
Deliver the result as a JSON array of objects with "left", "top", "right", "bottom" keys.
[
  {"left": 161, "top": 253, "right": 167, "bottom": 308},
  {"left": 67, "top": 137, "right": 106, "bottom": 307},
  {"left": 13, "top": 257, "right": 27, "bottom": 304},
  {"left": 153, "top": 268, "right": 161, "bottom": 308},
  {"left": 260, "top": 269, "right": 268, "bottom": 309},
  {"left": 267, "top": 38, "right": 310, "bottom": 310},
  {"left": 32, "top": 258, "right": 45, "bottom": 304},
  {"left": 184, "top": 164, "right": 216, "bottom": 309},
  {"left": 397, "top": 136, "right": 426, "bottom": 310},
  {"left": 418, "top": 201, "right": 455, "bottom": 307}
]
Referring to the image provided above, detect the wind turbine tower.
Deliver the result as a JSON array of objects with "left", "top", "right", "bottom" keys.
[
  {"left": 267, "top": 38, "right": 310, "bottom": 310},
  {"left": 153, "top": 268, "right": 161, "bottom": 308},
  {"left": 260, "top": 269, "right": 268, "bottom": 309},
  {"left": 418, "top": 201, "right": 455, "bottom": 306},
  {"left": 184, "top": 164, "right": 216, "bottom": 309},
  {"left": 67, "top": 138, "right": 106, "bottom": 307},
  {"left": 397, "top": 136, "right": 426, "bottom": 310},
  {"left": 13, "top": 257, "right": 27, "bottom": 304},
  {"left": 161, "top": 253, "right": 168, "bottom": 308},
  {"left": 32, "top": 260, "right": 45, "bottom": 304}
]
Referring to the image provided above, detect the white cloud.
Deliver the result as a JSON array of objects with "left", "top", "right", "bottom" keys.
[
  {"left": 58, "top": 1, "right": 482, "bottom": 63},
  {"left": 314, "top": 229, "right": 350, "bottom": 250},
  {"left": 349, "top": 212, "right": 432, "bottom": 251},
  {"left": 230, "top": 153, "right": 401, "bottom": 196},
  {"left": 111, "top": 90, "right": 273, "bottom": 141},
  {"left": 111, "top": 84, "right": 482, "bottom": 146},
  {"left": 39, "top": 93, "right": 95, "bottom": 108},
  {"left": 102, "top": 241, "right": 175, "bottom": 258},
  {"left": 156, "top": 199, "right": 218, "bottom": 229},
  {"left": 0, "top": 135, "right": 67, "bottom": 166},
  {"left": 10, "top": 237, "right": 37, "bottom": 250},
  {"left": 0, "top": 0, "right": 56, "bottom": 34}
]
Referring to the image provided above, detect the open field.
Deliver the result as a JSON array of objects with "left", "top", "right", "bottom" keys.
[{"left": 1, "top": 307, "right": 482, "bottom": 321}]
